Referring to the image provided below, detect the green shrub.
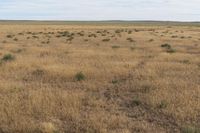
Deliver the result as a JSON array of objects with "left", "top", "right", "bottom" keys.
[
  {"left": 131, "top": 99, "right": 141, "bottom": 106},
  {"left": 2, "top": 54, "right": 15, "bottom": 61},
  {"left": 161, "top": 43, "right": 171, "bottom": 49},
  {"left": 75, "top": 72, "right": 85, "bottom": 81},
  {"left": 158, "top": 100, "right": 168, "bottom": 109},
  {"left": 161, "top": 43, "right": 176, "bottom": 53},
  {"left": 111, "top": 80, "right": 118, "bottom": 84}
]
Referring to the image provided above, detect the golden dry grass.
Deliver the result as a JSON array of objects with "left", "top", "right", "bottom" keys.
[{"left": 0, "top": 23, "right": 199, "bottom": 133}]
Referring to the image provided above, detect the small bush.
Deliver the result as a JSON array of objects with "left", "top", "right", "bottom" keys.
[
  {"left": 149, "top": 39, "right": 154, "bottom": 42},
  {"left": 135, "top": 29, "right": 139, "bottom": 32},
  {"left": 6, "top": 35, "right": 14, "bottom": 38},
  {"left": 181, "top": 36, "right": 185, "bottom": 39},
  {"left": 180, "top": 60, "right": 190, "bottom": 64},
  {"left": 131, "top": 99, "right": 141, "bottom": 106},
  {"left": 56, "top": 35, "right": 61, "bottom": 38},
  {"left": 158, "top": 100, "right": 168, "bottom": 109},
  {"left": 111, "top": 80, "right": 118, "bottom": 84},
  {"left": 88, "top": 34, "right": 97, "bottom": 38},
  {"left": 102, "top": 39, "right": 110, "bottom": 42},
  {"left": 161, "top": 43, "right": 171, "bottom": 49},
  {"left": 171, "top": 35, "right": 178, "bottom": 38},
  {"left": 32, "top": 69, "right": 45, "bottom": 76},
  {"left": 13, "top": 38, "right": 18, "bottom": 41},
  {"left": 67, "top": 37, "right": 74, "bottom": 41},
  {"left": 128, "top": 30, "right": 132, "bottom": 34},
  {"left": 166, "top": 48, "right": 176, "bottom": 53},
  {"left": 32, "top": 36, "right": 39, "bottom": 39},
  {"left": 112, "top": 45, "right": 120, "bottom": 49},
  {"left": 115, "top": 29, "right": 121, "bottom": 33},
  {"left": 18, "top": 32, "right": 24, "bottom": 35},
  {"left": 2, "top": 54, "right": 15, "bottom": 62},
  {"left": 161, "top": 43, "right": 176, "bottom": 53},
  {"left": 127, "top": 38, "right": 135, "bottom": 42},
  {"left": 75, "top": 72, "right": 85, "bottom": 81},
  {"left": 130, "top": 47, "right": 135, "bottom": 51}
]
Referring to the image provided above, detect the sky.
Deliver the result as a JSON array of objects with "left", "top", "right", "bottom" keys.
[{"left": 0, "top": 0, "right": 200, "bottom": 21}]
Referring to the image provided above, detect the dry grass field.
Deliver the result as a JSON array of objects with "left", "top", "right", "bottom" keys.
[{"left": 0, "top": 22, "right": 199, "bottom": 133}]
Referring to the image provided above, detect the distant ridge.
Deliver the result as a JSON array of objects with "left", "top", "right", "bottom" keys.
[{"left": 0, "top": 20, "right": 200, "bottom": 26}]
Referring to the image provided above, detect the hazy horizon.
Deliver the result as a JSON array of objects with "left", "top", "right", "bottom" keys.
[{"left": 0, "top": 0, "right": 200, "bottom": 21}]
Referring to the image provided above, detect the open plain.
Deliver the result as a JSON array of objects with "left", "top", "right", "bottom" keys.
[{"left": 0, "top": 22, "right": 200, "bottom": 133}]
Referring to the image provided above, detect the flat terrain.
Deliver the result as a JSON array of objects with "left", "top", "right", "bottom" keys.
[{"left": 0, "top": 22, "right": 199, "bottom": 133}]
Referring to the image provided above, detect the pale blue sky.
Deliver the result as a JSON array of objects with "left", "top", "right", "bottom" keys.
[{"left": 0, "top": 0, "right": 199, "bottom": 21}]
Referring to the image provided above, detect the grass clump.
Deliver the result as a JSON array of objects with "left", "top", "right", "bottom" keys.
[
  {"left": 111, "top": 80, "right": 118, "bottom": 84},
  {"left": 128, "top": 30, "right": 132, "bottom": 34},
  {"left": 158, "top": 100, "right": 168, "bottom": 109},
  {"left": 180, "top": 60, "right": 190, "bottom": 64},
  {"left": 171, "top": 35, "right": 178, "bottom": 38},
  {"left": 2, "top": 40, "right": 7, "bottom": 43},
  {"left": 130, "top": 46, "right": 135, "bottom": 51},
  {"left": 126, "top": 98, "right": 142, "bottom": 108},
  {"left": 102, "top": 38, "right": 110, "bottom": 42},
  {"left": 161, "top": 43, "right": 176, "bottom": 53},
  {"left": 181, "top": 126, "right": 200, "bottom": 133},
  {"left": 127, "top": 38, "right": 135, "bottom": 42},
  {"left": 166, "top": 48, "right": 176, "bottom": 53},
  {"left": 115, "top": 29, "right": 121, "bottom": 34},
  {"left": 131, "top": 99, "right": 142, "bottom": 107},
  {"left": 1, "top": 54, "right": 15, "bottom": 62},
  {"left": 181, "top": 36, "right": 185, "bottom": 39},
  {"left": 149, "top": 39, "right": 154, "bottom": 42},
  {"left": 161, "top": 43, "right": 171, "bottom": 49},
  {"left": 11, "top": 48, "right": 24, "bottom": 53},
  {"left": 32, "top": 69, "right": 45, "bottom": 76},
  {"left": 6, "top": 34, "right": 14, "bottom": 38},
  {"left": 13, "top": 38, "right": 18, "bottom": 41},
  {"left": 111, "top": 45, "right": 120, "bottom": 49},
  {"left": 75, "top": 72, "right": 85, "bottom": 81}
]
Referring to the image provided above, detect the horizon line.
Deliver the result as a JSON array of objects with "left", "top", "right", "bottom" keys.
[{"left": 0, "top": 20, "right": 200, "bottom": 23}]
